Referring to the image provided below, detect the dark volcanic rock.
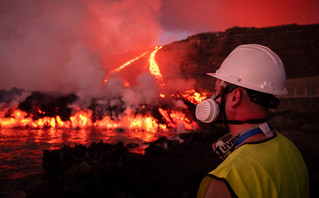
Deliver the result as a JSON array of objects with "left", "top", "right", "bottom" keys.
[
  {"left": 18, "top": 91, "right": 77, "bottom": 121},
  {"left": 39, "top": 130, "right": 225, "bottom": 198}
]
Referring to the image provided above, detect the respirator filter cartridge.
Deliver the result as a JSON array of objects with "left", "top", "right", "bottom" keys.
[{"left": 195, "top": 98, "right": 220, "bottom": 123}]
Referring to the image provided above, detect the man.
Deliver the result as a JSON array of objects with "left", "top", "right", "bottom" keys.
[{"left": 196, "top": 44, "right": 309, "bottom": 197}]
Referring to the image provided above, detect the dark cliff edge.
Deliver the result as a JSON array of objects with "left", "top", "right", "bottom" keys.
[{"left": 157, "top": 23, "right": 319, "bottom": 90}]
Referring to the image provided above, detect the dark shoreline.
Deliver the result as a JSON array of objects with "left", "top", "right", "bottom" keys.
[
  {"left": 1, "top": 98, "right": 319, "bottom": 198},
  {"left": 1, "top": 129, "right": 225, "bottom": 198}
]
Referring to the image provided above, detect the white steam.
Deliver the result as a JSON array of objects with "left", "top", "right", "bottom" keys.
[
  {"left": 0, "top": 0, "right": 198, "bottom": 127},
  {"left": 0, "top": 0, "right": 162, "bottom": 97}
]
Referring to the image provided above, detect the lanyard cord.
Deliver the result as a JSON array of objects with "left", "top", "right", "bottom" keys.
[
  {"left": 232, "top": 127, "right": 264, "bottom": 148},
  {"left": 231, "top": 122, "right": 273, "bottom": 151}
]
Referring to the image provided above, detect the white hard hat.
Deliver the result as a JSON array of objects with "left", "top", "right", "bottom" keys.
[{"left": 208, "top": 44, "right": 288, "bottom": 95}]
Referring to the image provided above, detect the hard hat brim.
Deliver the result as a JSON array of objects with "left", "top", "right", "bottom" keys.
[
  {"left": 207, "top": 72, "right": 288, "bottom": 96},
  {"left": 207, "top": 72, "right": 230, "bottom": 83}
]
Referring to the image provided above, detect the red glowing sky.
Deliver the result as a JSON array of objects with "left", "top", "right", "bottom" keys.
[
  {"left": 0, "top": 0, "right": 318, "bottom": 93},
  {"left": 159, "top": 0, "right": 319, "bottom": 43}
]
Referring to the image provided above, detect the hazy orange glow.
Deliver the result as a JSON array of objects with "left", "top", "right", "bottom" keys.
[
  {"left": 104, "top": 51, "right": 149, "bottom": 85},
  {"left": 160, "top": 0, "right": 319, "bottom": 40},
  {"left": 123, "top": 80, "right": 130, "bottom": 87}
]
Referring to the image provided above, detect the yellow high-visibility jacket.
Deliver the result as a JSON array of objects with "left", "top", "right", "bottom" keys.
[{"left": 198, "top": 132, "right": 309, "bottom": 198}]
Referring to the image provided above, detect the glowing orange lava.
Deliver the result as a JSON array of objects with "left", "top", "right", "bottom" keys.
[
  {"left": 149, "top": 46, "right": 164, "bottom": 87},
  {"left": 104, "top": 46, "right": 164, "bottom": 88},
  {"left": 104, "top": 51, "right": 148, "bottom": 85},
  {"left": 158, "top": 108, "right": 198, "bottom": 131},
  {"left": 0, "top": 102, "right": 200, "bottom": 132},
  {"left": 177, "top": 90, "right": 210, "bottom": 105},
  {"left": 123, "top": 80, "right": 130, "bottom": 87},
  {"left": 0, "top": 45, "right": 207, "bottom": 133},
  {"left": 0, "top": 108, "right": 172, "bottom": 131}
]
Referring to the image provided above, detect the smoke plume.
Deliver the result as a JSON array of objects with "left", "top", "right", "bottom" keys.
[{"left": 0, "top": 0, "right": 162, "bottom": 97}]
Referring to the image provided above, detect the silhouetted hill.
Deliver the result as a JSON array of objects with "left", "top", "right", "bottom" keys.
[{"left": 157, "top": 24, "right": 319, "bottom": 90}]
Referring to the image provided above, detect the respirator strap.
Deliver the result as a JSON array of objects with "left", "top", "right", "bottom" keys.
[
  {"left": 216, "top": 84, "right": 241, "bottom": 127},
  {"left": 218, "top": 85, "right": 268, "bottom": 125}
]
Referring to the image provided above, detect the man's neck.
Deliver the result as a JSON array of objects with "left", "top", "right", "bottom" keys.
[
  {"left": 229, "top": 123, "right": 270, "bottom": 148},
  {"left": 229, "top": 123, "right": 261, "bottom": 137}
]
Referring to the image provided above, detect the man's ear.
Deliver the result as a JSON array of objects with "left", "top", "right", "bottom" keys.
[{"left": 230, "top": 89, "right": 241, "bottom": 107}]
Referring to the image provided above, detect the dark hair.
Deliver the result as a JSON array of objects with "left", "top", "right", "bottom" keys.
[{"left": 245, "top": 88, "right": 279, "bottom": 109}]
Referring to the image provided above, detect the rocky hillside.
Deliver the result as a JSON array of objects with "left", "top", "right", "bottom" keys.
[{"left": 157, "top": 24, "right": 319, "bottom": 90}]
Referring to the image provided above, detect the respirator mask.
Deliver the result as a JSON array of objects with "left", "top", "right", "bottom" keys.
[
  {"left": 195, "top": 94, "right": 220, "bottom": 123},
  {"left": 195, "top": 83, "right": 238, "bottom": 125}
]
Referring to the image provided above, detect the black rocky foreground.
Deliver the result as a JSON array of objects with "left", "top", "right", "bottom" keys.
[
  {"left": 1, "top": 98, "right": 319, "bottom": 198},
  {"left": 23, "top": 129, "right": 225, "bottom": 198}
]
